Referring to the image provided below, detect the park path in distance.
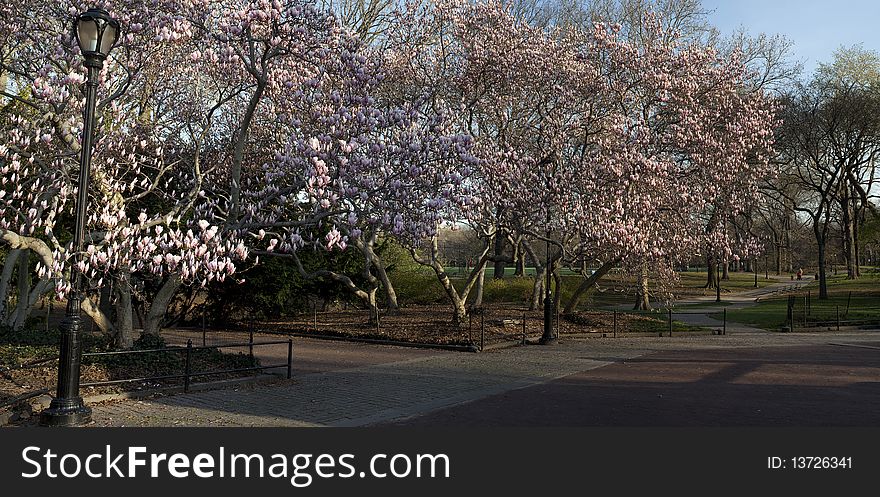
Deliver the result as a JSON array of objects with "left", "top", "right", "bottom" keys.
[{"left": 658, "top": 276, "right": 814, "bottom": 333}]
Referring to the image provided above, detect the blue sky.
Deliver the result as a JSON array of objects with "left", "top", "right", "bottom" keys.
[{"left": 702, "top": 0, "right": 880, "bottom": 76}]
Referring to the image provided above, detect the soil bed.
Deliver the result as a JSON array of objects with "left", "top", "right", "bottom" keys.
[{"left": 233, "top": 304, "right": 712, "bottom": 347}]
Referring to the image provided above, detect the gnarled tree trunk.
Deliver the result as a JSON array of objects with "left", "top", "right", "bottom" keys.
[
  {"left": 143, "top": 275, "right": 183, "bottom": 336},
  {"left": 563, "top": 258, "right": 620, "bottom": 314},
  {"left": 411, "top": 234, "right": 491, "bottom": 326},
  {"left": 633, "top": 267, "right": 650, "bottom": 311}
]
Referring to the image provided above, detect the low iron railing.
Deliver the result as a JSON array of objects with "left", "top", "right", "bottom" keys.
[{"left": 80, "top": 337, "right": 293, "bottom": 392}]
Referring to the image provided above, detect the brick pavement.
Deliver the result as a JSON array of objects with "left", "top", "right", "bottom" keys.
[{"left": 90, "top": 339, "right": 645, "bottom": 427}]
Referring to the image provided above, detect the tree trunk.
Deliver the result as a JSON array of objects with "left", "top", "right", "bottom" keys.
[
  {"left": 366, "top": 287, "right": 379, "bottom": 324},
  {"left": 143, "top": 275, "right": 182, "bottom": 336},
  {"left": 784, "top": 211, "right": 793, "bottom": 274},
  {"left": 841, "top": 191, "right": 858, "bottom": 279},
  {"left": 722, "top": 257, "right": 730, "bottom": 280},
  {"left": 410, "top": 235, "right": 490, "bottom": 326},
  {"left": 530, "top": 274, "right": 544, "bottom": 311},
  {"left": 453, "top": 300, "right": 468, "bottom": 326},
  {"left": 563, "top": 258, "right": 619, "bottom": 314},
  {"left": 13, "top": 253, "right": 30, "bottom": 327},
  {"left": 817, "top": 239, "right": 828, "bottom": 299},
  {"left": 704, "top": 254, "right": 718, "bottom": 289},
  {"left": 114, "top": 277, "right": 136, "bottom": 348},
  {"left": 286, "top": 249, "right": 380, "bottom": 321},
  {"left": 370, "top": 249, "right": 399, "bottom": 313},
  {"left": 493, "top": 231, "right": 506, "bottom": 279},
  {"left": 473, "top": 266, "right": 486, "bottom": 308},
  {"left": 80, "top": 295, "right": 115, "bottom": 336},
  {"left": 521, "top": 240, "right": 546, "bottom": 310},
  {"left": 8, "top": 253, "right": 53, "bottom": 331},
  {"left": 99, "top": 282, "right": 113, "bottom": 324},
  {"left": 854, "top": 204, "right": 863, "bottom": 278},
  {"left": 0, "top": 233, "right": 64, "bottom": 329},
  {"left": 0, "top": 249, "right": 22, "bottom": 321},
  {"left": 229, "top": 80, "right": 267, "bottom": 222},
  {"left": 633, "top": 268, "right": 650, "bottom": 310},
  {"left": 514, "top": 244, "right": 526, "bottom": 277},
  {"left": 854, "top": 231, "right": 862, "bottom": 278},
  {"left": 775, "top": 241, "right": 782, "bottom": 275},
  {"left": 552, "top": 269, "right": 562, "bottom": 315}
]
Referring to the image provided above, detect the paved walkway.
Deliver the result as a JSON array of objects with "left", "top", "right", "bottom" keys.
[
  {"left": 388, "top": 340, "right": 880, "bottom": 426},
  {"left": 92, "top": 338, "right": 630, "bottom": 427},
  {"left": 667, "top": 277, "right": 814, "bottom": 334},
  {"left": 90, "top": 330, "right": 880, "bottom": 427}
]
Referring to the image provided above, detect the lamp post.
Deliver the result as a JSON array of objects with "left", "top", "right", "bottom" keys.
[
  {"left": 540, "top": 210, "right": 556, "bottom": 344},
  {"left": 40, "top": 9, "right": 119, "bottom": 427},
  {"left": 754, "top": 258, "right": 758, "bottom": 288}
]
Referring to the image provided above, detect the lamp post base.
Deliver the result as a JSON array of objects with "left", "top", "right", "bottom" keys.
[
  {"left": 538, "top": 335, "right": 558, "bottom": 345},
  {"left": 40, "top": 400, "right": 92, "bottom": 427}
]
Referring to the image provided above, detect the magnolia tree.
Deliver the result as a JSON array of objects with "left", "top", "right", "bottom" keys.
[
  {"left": 574, "top": 17, "right": 777, "bottom": 309},
  {"left": 172, "top": 0, "right": 478, "bottom": 318},
  {"left": 382, "top": 0, "right": 592, "bottom": 322},
  {"left": 247, "top": 103, "right": 478, "bottom": 318},
  {"left": 1, "top": 0, "right": 478, "bottom": 341},
  {"left": 384, "top": 0, "right": 778, "bottom": 317},
  {"left": 0, "top": 0, "right": 253, "bottom": 344}
]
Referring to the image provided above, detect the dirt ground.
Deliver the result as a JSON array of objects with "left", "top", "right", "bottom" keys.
[{"left": 249, "top": 303, "right": 700, "bottom": 347}]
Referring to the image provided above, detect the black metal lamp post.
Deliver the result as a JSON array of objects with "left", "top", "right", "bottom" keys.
[
  {"left": 40, "top": 9, "right": 119, "bottom": 427},
  {"left": 754, "top": 258, "right": 758, "bottom": 288},
  {"left": 540, "top": 210, "right": 556, "bottom": 344}
]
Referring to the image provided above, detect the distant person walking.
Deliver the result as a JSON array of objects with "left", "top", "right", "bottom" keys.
[{"left": 796, "top": 268, "right": 803, "bottom": 280}]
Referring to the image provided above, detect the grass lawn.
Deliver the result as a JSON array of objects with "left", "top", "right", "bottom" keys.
[
  {"left": 563, "top": 309, "right": 709, "bottom": 334},
  {"left": 712, "top": 273, "right": 880, "bottom": 331},
  {"left": 391, "top": 267, "right": 775, "bottom": 310}
]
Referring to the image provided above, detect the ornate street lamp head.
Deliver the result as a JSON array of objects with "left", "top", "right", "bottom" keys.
[{"left": 74, "top": 8, "right": 120, "bottom": 67}]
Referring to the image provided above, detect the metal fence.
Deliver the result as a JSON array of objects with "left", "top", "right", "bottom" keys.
[
  {"left": 181, "top": 287, "right": 879, "bottom": 353},
  {"left": 784, "top": 291, "right": 880, "bottom": 331},
  {"left": 80, "top": 337, "right": 293, "bottom": 392},
  {"left": 192, "top": 303, "right": 732, "bottom": 354}
]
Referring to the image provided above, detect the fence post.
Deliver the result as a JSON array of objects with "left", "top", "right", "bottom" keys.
[
  {"left": 723, "top": 308, "right": 727, "bottom": 336},
  {"left": 469, "top": 314, "right": 473, "bottom": 344},
  {"left": 668, "top": 309, "right": 673, "bottom": 337},
  {"left": 287, "top": 339, "right": 293, "bottom": 379},
  {"left": 803, "top": 295, "right": 808, "bottom": 328},
  {"left": 522, "top": 311, "right": 526, "bottom": 345},
  {"left": 314, "top": 301, "right": 318, "bottom": 332},
  {"left": 836, "top": 305, "right": 840, "bottom": 331},
  {"left": 807, "top": 291, "right": 811, "bottom": 315},
  {"left": 480, "top": 311, "right": 484, "bottom": 352},
  {"left": 184, "top": 339, "right": 193, "bottom": 393},
  {"left": 201, "top": 312, "right": 206, "bottom": 347},
  {"left": 248, "top": 325, "right": 254, "bottom": 362},
  {"left": 613, "top": 310, "right": 617, "bottom": 338}
]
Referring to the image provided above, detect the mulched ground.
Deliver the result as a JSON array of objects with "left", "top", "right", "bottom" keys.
[{"left": 247, "top": 304, "right": 705, "bottom": 347}]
